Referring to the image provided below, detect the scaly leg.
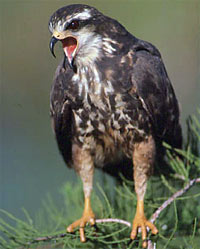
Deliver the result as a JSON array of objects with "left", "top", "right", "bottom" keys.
[
  {"left": 130, "top": 136, "right": 158, "bottom": 248},
  {"left": 67, "top": 144, "right": 95, "bottom": 242}
]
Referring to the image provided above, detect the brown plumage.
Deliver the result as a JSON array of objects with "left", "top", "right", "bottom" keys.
[{"left": 48, "top": 4, "right": 182, "bottom": 248}]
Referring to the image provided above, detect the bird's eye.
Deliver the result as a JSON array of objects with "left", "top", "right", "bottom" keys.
[{"left": 68, "top": 20, "right": 79, "bottom": 30}]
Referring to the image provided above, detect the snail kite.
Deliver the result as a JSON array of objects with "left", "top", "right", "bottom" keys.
[{"left": 48, "top": 4, "right": 182, "bottom": 248}]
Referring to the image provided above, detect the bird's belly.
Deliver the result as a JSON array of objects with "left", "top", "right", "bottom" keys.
[{"left": 73, "top": 103, "right": 147, "bottom": 167}]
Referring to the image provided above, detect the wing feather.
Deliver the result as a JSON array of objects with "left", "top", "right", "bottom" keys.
[
  {"left": 50, "top": 61, "right": 74, "bottom": 167},
  {"left": 130, "top": 40, "right": 182, "bottom": 148}
]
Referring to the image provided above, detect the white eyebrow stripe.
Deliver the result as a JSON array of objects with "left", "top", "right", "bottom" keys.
[
  {"left": 72, "top": 9, "right": 91, "bottom": 20},
  {"left": 55, "top": 9, "right": 92, "bottom": 32},
  {"left": 49, "top": 22, "right": 53, "bottom": 32}
]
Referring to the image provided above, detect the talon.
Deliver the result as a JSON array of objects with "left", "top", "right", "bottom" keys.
[
  {"left": 131, "top": 217, "right": 157, "bottom": 248},
  {"left": 80, "top": 227, "right": 86, "bottom": 242},
  {"left": 90, "top": 217, "right": 95, "bottom": 226},
  {"left": 152, "top": 227, "right": 159, "bottom": 235},
  {"left": 66, "top": 224, "right": 73, "bottom": 233},
  {"left": 130, "top": 224, "right": 137, "bottom": 240},
  {"left": 66, "top": 197, "right": 95, "bottom": 242},
  {"left": 142, "top": 240, "right": 147, "bottom": 248},
  {"left": 131, "top": 200, "right": 158, "bottom": 248},
  {"left": 141, "top": 224, "right": 147, "bottom": 241},
  {"left": 146, "top": 220, "right": 158, "bottom": 235}
]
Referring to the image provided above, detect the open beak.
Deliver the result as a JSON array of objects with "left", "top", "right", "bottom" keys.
[
  {"left": 49, "top": 34, "right": 78, "bottom": 69},
  {"left": 62, "top": 36, "right": 78, "bottom": 68}
]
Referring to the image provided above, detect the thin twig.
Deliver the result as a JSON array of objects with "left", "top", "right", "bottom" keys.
[
  {"left": 150, "top": 177, "right": 200, "bottom": 223},
  {"left": 173, "top": 174, "right": 186, "bottom": 181},
  {"left": 29, "top": 177, "right": 200, "bottom": 245},
  {"left": 96, "top": 218, "right": 131, "bottom": 227},
  {"left": 29, "top": 219, "right": 131, "bottom": 244},
  {"left": 147, "top": 177, "right": 200, "bottom": 249},
  {"left": 28, "top": 233, "right": 67, "bottom": 244},
  {"left": 147, "top": 240, "right": 156, "bottom": 249}
]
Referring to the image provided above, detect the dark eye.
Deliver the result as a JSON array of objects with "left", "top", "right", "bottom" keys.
[{"left": 68, "top": 20, "right": 79, "bottom": 30}]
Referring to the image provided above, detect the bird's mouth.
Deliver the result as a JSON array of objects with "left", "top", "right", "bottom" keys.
[
  {"left": 49, "top": 35, "right": 78, "bottom": 69},
  {"left": 62, "top": 36, "right": 78, "bottom": 66}
]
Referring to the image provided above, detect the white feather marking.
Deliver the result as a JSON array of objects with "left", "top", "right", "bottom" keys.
[
  {"left": 105, "top": 80, "right": 114, "bottom": 94},
  {"left": 72, "top": 9, "right": 91, "bottom": 20},
  {"left": 98, "top": 123, "right": 105, "bottom": 132},
  {"left": 103, "top": 41, "right": 116, "bottom": 52},
  {"left": 73, "top": 111, "right": 82, "bottom": 126},
  {"left": 102, "top": 39, "right": 117, "bottom": 55},
  {"left": 56, "top": 9, "right": 92, "bottom": 33},
  {"left": 72, "top": 73, "right": 79, "bottom": 81},
  {"left": 75, "top": 28, "right": 102, "bottom": 67},
  {"left": 92, "top": 67, "right": 102, "bottom": 94},
  {"left": 103, "top": 38, "right": 118, "bottom": 44},
  {"left": 86, "top": 120, "right": 94, "bottom": 133},
  {"left": 56, "top": 20, "right": 63, "bottom": 32},
  {"left": 49, "top": 22, "right": 53, "bottom": 33}
]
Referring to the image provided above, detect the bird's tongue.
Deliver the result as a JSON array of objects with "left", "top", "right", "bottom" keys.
[{"left": 62, "top": 37, "right": 77, "bottom": 62}]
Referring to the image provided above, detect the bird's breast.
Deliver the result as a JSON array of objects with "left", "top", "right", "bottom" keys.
[
  {"left": 69, "top": 65, "right": 150, "bottom": 166},
  {"left": 72, "top": 89, "right": 148, "bottom": 165}
]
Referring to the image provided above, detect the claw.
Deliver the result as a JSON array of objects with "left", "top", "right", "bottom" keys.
[
  {"left": 130, "top": 200, "right": 158, "bottom": 248},
  {"left": 80, "top": 227, "right": 86, "bottom": 242},
  {"left": 66, "top": 197, "right": 95, "bottom": 242},
  {"left": 131, "top": 216, "right": 158, "bottom": 248}
]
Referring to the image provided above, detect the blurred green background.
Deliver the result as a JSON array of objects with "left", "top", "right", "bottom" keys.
[{"left": 0, "top": 0, "right": 199, "bottom": 221}]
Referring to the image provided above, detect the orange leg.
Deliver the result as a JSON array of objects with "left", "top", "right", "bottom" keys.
[
  {"left": 131, "top": 136, "right": 158, "bottom": 248},
  {"left": 67, "top": 197, "right": 95, "bottom": 242},
  {"left": 131, "top": 199, "right": 158, "bottom": 248},
  {"left": 68, "top": 144, "right": 95, "bottom": 242}
]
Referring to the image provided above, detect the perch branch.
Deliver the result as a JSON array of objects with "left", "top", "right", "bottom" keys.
[
  {"left": 28, "top": 177, "right": 200, "bottom": 245},
  {"left": 96, "top": 218, "right": 131, "bottom": 227},
  {"left": 29, "top": 219, "right": 132, "bottom": 244},
  {"left": 150, "top": 177, "right": 200, "bottom": 223}
]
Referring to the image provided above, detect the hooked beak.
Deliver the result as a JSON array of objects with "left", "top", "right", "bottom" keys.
[
  {"left": 49, "top": 36, "right": 58, "bottom": 58},
  {"left": 49, "top": 34, "right": 78, "bottom": 70}
]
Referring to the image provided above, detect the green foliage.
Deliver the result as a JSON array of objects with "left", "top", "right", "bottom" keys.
[{"left": 0, "top": 113, "right": 200, "bottom": 249}]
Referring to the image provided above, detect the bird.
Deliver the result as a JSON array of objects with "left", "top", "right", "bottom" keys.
[{"left": 48, "top": 4, "right": 182, "bottom": 248}]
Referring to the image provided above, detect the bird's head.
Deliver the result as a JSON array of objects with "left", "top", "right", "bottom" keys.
[{"left": 48, "top": 4, "right": 106, "bottom": 69}]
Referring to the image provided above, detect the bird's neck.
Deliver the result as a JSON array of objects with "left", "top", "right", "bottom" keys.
[
  {"left": 72, "top": 62, "right": 103, "bottom": 98},
  {"left": 75, "top": 33, "right": 103, "bottom": 69}
]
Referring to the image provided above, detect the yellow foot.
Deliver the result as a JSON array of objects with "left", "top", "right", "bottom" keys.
[
  {"left": 130, "top": 200, "right": 158, "bottom": 248},
  {"left": 130, "top": 215, "right": 158, "bottom": 248},
  {"left": 66, "top": 197, "right": 95, "bottom": 242}
]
